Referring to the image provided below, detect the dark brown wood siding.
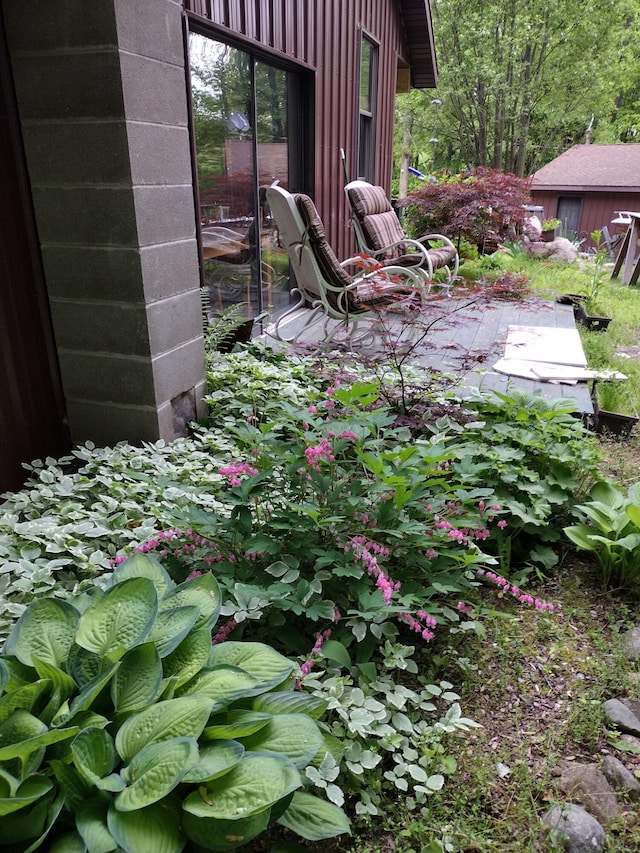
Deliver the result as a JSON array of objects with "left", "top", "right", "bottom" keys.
[
  {"left": 0, "top": 17, "right": 68, "bottom": 495},
  {"left": 184, "top": 0, "right": 411, "bottom": 258},
  {"left": 531, "top": 189, "right": 640, "bottom": 249}
]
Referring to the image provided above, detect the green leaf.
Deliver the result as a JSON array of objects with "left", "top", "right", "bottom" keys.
[
  {"left": 32, "top": 658, "right": 76, "bottom": 700},
  {"left": 0, "top": 679, "right": 51, "bottom": 725},
  {"left": 182, "top": 739, "right": 244, "bottom": 783},
  {"left": 116, "top": 737, "right": 198, "bottom": 811},
  {"left": 76, "top": 797, "right": 117, "bottom": 853},
  {"left": 626, "top": 505, "right": 640, "bottom": 528},
  {"left": 0, "top": 714, "right": 77, "bottom": 766},
  {"left": 111, "top": 643, "right": 163, "bottom": 713},
  {"left": 162, "top": 628, "right": 211, "bottom": 687},
  {"left": 67, "top": 645, "right": 104, "bottom": 688},
  {"left": 65, "top": 662, "right": 120, "bottom": 721},
  {"left": 160, "top": 573, "right": 221, "bottom": 631},
  {"left": 251, "top": 692, "right": 328, "bottom": 719},
  {"left": 320, "top": 640, "right": 351, "bottom": 668},
  {"left": 203, "top": 710, "right": 272, "bottom": 740},
  {"left": 238, "top": 714, "right": 325, "bottom": 768},
  {"left": 115, "top": 695, "right": 213, "bottom": 764},
  {"left": 108, "top": 797, "right": 184, "bottom": 853},
  {"left": 49, "top": 832, "right": 88, "bottom": 853},
  {"left": 182, "top": 753, "right": 301, "bottom": 819},
  {"left": 207, "top": 642, "right": 294, "bottom": 687},
  {"left": 277, "top": 791, "right": 350, "bottom": 840},
  {"left": 75, "top": 578, "right": 158, "bottom": 657},
  {"left": 0, "top": 709, "right": 45, "bottom": 777},
  {"left": 50, "top": 760, "right": 91, "bottom": 812},
  {"left": 179, "top": 666, "right": 267, "bottom": 711},
  {"left": 564, "top": 525, "right": 598, "bottom": 551},
  {"left": 182, "top": 809, "right": 270, "bottom": 850},
  {"left": 0, "top": 776, "right": 53, "bottom": 816},
  {"left": 71, "top": 727, "right": 117, "bottom": 785},
  {"left": 0, "top": 790, "right": 55, "bottom": 844},
  {"left": 146, "top": 606, "right": 200, "bottom": 658},
  {"left": 0, "top": 660, "right": 9, "bottom": 696},
  {"left": 4, "top": 599, "right": 79, "bottom": 668},
  {"left": 111, "top": 552, "right": 174, "bottom": 597}
]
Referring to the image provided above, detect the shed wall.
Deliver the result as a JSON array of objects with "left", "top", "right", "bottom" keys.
[{"left": 531, "top": 189, "right": 640, "bottom": 249}]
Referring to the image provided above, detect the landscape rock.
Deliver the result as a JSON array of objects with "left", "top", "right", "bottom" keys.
[
  {"left": 601, "top": 755, "right": 640, "bottom": 800},
  {"left": 541, "top": 803, "right": 606, "bottom": 853},
  {"left": 602, "top": 698, "right": 640, "bottom": 736},
  {"left": 619, "top": 733, "right": 640, "bottom": 751},
  {"left": 621, "top": 625, "right": 640, "bottom": 661},
  {"left": 557, "top": 761, "right": 619, "bottom": 824},
  {"left": 525, "top": 237, "right": 578, "bottom": 263},
  {"left": 622, "top": 697, "right": 640, "bottom": 719}
]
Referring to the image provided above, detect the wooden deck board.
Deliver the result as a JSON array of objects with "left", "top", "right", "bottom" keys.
[{"left": 265, "top": 293, "right": 595, "bottom": 415}]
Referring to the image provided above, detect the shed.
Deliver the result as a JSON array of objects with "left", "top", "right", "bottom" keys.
[
  {"left": 530, "top": 143, "right": 640, "bottom": 249},
  {"left": 0, "top": 0, "right": 438, "bottom": 494}
]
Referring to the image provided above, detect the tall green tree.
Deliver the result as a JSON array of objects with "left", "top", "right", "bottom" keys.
[{"left": 397, "top": 0, "right": 635, "bottom": 178}]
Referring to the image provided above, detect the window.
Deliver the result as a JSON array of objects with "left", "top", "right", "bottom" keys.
[
  {"left": 358, "top": 33, "right": 379, "bottom": 182},
  {"left": 188, "top": 31, "right": 306, "bottom": 319}
]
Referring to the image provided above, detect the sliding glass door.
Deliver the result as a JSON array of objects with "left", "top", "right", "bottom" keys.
[{"left": 189, "top": 32, "right": 305, "bottom": 319}]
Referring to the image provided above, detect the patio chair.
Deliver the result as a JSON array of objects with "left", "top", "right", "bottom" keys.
[
  {"left": 344, "top": 180, "right": 459, "bottom": 288},
  {"left": 265, "top": 184, "right": 427, "bottom": 348}
]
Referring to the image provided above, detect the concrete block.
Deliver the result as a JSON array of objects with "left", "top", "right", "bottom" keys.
[
  {"left": 114, "top": 0, "right": 185, "bottom": 66},
  {"left": 42, "top": 246, "right": 143, "bottom": 302},
  {"left": 3, "top": 0, "right": 118, "bottom": 52},
  {"left": 49, "top": 300, "right": 151, "bottom": 358},
  {"left": 147, "top": 291, "right": 203, "bottom": 357},
  {"left": 10, "top": 52, "right": 124, "bottom": 121},
  {"left": 21, "top": 121, "right": 131, "bottom": 186},
  {"left": 127, "top": 123, "right": 193, "bottom": 186},
  {"left": 33, "top": 187, "right": 138, "bottom": 246},
  {"left": 140, "top": 240, "right": 201, "bottom": 302},
  {"left": 65, "top": 399, "right": 162, "bottom": 446},
  {"left": 151, "top": 337, "right": 206, "bottom": 405},
  {"left": 58, "top": 351, "right": 156, "bottom": 406},
  {"left": 133, "top": 185, "right": 196, "bottom": 246},
  {"left": 120, "top": 53, "right": 188, "bottom": 126}
]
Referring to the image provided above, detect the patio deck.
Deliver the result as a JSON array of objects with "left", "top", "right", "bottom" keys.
[{"left": 265, "top": 292, "right": 595, "bottom": 416}]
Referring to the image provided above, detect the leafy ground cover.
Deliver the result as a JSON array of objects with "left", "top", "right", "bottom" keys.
[{"left": 1, "top": 248, "right": 639, "bottom": 851}]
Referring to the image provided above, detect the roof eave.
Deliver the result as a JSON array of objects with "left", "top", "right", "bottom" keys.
[{"left": 398, "top": 0, "right": 437, "bottom": 89}]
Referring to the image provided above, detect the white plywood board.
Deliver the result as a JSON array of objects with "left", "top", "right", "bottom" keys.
[
  {"left": 492, "top": 358, "right": 627, "bottom": 384},
  {"left": 503, "top": 325, "right": 587, "bottom": 367}
]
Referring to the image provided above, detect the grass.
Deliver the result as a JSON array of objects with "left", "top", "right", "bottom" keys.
[{"left": 326, "top": 249, "right": 640, "bottom": 853}]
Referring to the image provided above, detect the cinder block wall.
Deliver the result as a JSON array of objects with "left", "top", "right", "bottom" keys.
[{"left": 3, "top": 0, "right": 207, "bottom": 445}]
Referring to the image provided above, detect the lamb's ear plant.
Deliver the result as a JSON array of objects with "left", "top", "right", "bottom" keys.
[{"left": 0, "top": 552, "right": 349, "bottom": 852}]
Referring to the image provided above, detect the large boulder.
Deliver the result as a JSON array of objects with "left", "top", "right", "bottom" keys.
[{"left": 525, "top": 236, "right": 578, "bottom": 263}]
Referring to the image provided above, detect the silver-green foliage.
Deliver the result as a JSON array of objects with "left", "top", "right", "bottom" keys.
[{"left": 0, "top": 553, "right": 349, "bottom": 852}]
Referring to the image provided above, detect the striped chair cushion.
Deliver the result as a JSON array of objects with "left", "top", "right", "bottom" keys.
[
  {"left": 294, "top": 194, "right": 359, "bottom": 312},
  {"left": 347, "top": 184, "right": 393, "bottom": 218},
  {"left": 361, "top": 211, "right": 409, "bottom": 260}
]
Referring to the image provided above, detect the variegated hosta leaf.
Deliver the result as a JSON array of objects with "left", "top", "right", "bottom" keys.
[
  {"left": 181, "top": 739, "right": 244, "bottom": 783},
  {"left": 207, "top": 642, "right": 294, "bottom": 688},
  {"left": 182, "top": 752, "right": 301, "bottom": 820},
  {"left": 115, "top": 695, "right": 213, "bottom": 764},
  {"left": 237, "top": 714, "right": 324, "bottom": 768},
  {"left": 3, "top": 599, "right": 79, "bottom": 668},
  {"left": 111, "top": 643, "right": 163, "bottom": 713},
  {"left": 75, "top": 578, "right": 158, "bottom": 658},
  {"left": 116, "top": 737, "right": 198, "bottom": 811},
  {"left": 160, "top": 573, "right": 221, "bottom": 631}
]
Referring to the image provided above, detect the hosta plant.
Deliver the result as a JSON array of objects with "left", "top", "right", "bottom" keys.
[
  {"left": 0, "top": 553, "right": 349, "bottom": 852},
  {"left": 564, "top": 480, "right": 640, "bottom": 592}
]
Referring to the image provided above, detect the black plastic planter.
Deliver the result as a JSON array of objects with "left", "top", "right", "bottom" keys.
[{"left": 595, "top": 409, "right": 639, "bottom": 437}]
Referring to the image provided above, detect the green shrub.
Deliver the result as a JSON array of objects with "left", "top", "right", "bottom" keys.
[{"left": 0, "top": 553, "right": 349, "bottom": 851}]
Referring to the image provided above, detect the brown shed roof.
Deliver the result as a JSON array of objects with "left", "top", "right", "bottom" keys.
[
  {"left": 531, "top": 144, "right": 640, "bottom": 192},
  {"left": 398, "top": 0, "right": 437, "bottom": 88}
]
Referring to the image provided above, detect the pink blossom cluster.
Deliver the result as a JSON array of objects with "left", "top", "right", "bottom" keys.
[
  {"left": 299, "top": 628, "right": 332, "bottom": 678},
  {"left": 344, "top": 535, "right": 398, "bottom": 603},
  {"left": 212, "top": 618, "right": 237, "bottom": 646},
  {"left": 304, "top": 438, "right": 335, "bottom": 472},
  {"left": 476, "top": 568, "right": 556, "bottom": 612},
  {"left": 457, "top": 601, "right": 473, "bottom": 615},
  {"left": 398, "top": 609, "right": 437, "bottom": 641},
  {"left": 218, "top": 462, "right": 259, "bottom": 487},
  {"left": 109, "top": 527, "right": 224, "bottom": 569},
  {"left": 337, "top": 430, "right": 358, "bottom": 441}
]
